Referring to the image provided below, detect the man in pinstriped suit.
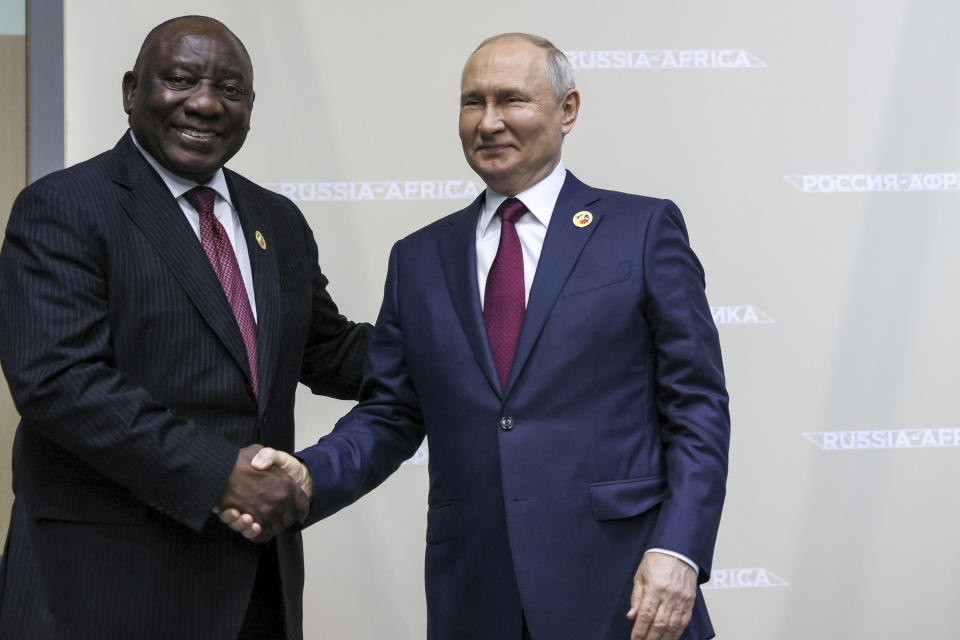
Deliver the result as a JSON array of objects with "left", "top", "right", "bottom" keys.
[{"left": 0, "top": 16, "right": 369, "bottom": 639}]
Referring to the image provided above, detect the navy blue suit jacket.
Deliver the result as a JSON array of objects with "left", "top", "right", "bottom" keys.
[
  {"left": 299, "top": 172, "right": 730, "bottom": 639},
  {"left": 0, "top": 133, "right": 370, "bottom": 639}
]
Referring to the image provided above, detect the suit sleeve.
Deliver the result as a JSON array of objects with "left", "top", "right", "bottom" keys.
[
  {"left": 0, "top": 181, "right": 238, "bottom": 531},
  {"left": 642, "top": 200, "right": 730, "bottom": 583},
  {"left": 297, "top": 207, "right": 372, "bottom": 400},
  {"left": 298, "top": 242, "right": 424, "bottom": 525}
]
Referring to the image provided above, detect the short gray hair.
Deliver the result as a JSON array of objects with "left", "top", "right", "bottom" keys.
[{"left": 471, "top": 33, "right": 576, "bottom": 101}]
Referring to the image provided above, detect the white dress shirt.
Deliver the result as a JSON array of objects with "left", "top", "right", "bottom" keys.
[
  {"left": 130, "top": 132, "right": 257, "bottom": 321},
  {"left": 476, "top": 162, "right": 565, "bottom": 308},
  {"left": 474, "top": 160, "right": 698, "bottom": 576}
]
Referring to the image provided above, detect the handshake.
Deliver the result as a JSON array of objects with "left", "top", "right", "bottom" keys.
[{"left": 213, "top": 445, "right": 312, "bottom": 543}]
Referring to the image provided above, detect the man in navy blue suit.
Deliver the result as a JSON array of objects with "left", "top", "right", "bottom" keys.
[
  {"left": 0, "top": 15, "right": 369, "bottom": 640},
  {"left": 227, "top": 32, "right": 729, "bottom": 640}
]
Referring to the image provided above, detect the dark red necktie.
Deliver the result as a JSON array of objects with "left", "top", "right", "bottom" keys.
[
  {"left": 484, "top": 197, "right": 528, "bottom": 390},
  {"left": 184, "top": 187, "right": 259, "bottom": 396}
]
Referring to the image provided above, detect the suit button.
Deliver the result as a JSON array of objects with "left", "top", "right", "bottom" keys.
[{"left": 500, "top": 416, "right": 514, "bottom": 431}]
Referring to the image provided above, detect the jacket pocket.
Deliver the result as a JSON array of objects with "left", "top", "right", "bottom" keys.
[
  {"left": 589, "top": 475, "right": 667, "bottom": 521},
  {"left": 563, "top": 261, "right": 631, "bottom": 296},
  {"left": 426, "top": 502, "right": 457, "bottom": 544},
  {"left": 29, "top": 482, "right": 153, "bottom": 525}
]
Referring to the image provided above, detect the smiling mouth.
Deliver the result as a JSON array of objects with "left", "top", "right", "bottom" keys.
[
  {"left": 176, "top": 127, "right": 218, "bottom": 140},
  {"left": 477, "top": 144, "right": 512, "bottom": 153}
]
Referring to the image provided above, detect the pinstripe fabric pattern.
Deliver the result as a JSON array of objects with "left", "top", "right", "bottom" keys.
[{"left": 0, "top": 133, "right": 371, "bottom": 639}]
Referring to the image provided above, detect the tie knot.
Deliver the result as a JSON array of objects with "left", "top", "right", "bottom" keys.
[
  {"left": 496, "top": 197, "right": 528, "bottom": 224},
  {"left": 184, "top": 186, "right": 217, "bottom": 218}
]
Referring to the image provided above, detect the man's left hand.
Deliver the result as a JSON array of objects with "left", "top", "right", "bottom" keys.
[{"left": 626, "top": 551, "right": 697, "bottom": 640}]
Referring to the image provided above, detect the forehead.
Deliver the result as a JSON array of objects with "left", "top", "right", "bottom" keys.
[
  {"left": 144, "top": 24, "right": 251, "bottom": 77},
  {"left": 461, "top": 40, "right": 548, "bottom": 91}
]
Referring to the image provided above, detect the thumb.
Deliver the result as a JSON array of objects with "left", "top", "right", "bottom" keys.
[{"left": 251, "top": 447, "right": 277, "bottom": 470}]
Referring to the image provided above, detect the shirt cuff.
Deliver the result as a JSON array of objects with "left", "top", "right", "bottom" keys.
[{"left": 644, "top": 548, "right": 699, "bottom": 575}]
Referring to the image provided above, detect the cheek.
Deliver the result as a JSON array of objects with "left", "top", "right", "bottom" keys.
[
  {"left": 458, "top": 118, "right": 472, "bottom": 142},
  {"left": 227, "top": 109, "right": 251, "bottom": 130}
]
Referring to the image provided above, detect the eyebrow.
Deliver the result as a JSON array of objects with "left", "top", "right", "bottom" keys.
[{"left": 461, "top": 87, "right": 530, "bottom": 101}]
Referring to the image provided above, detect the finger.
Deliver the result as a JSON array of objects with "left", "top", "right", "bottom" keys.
[
  {"left": 218, "top": 508, "right": 253, "bottom": 532},
  {"left": 227, "top": 513, "right": 256, "bottom": 533},
  {"left": 644, "top": 601, "right": 677, "bottom": 640},
  {"left": 662, "top": 596, "right": 693, "bottom": 640},
  {"left": 250, "top": 447, "right": 278, "bottom": 470},
  {"left": 242, "top": 521, "right": 262, "bottom": 541},
  {"left": 216, "top": 507, "right": 241, "bottom": 525},
  {"left": 630, "top": 592, "right": 660, "bottom": 640},
  {"left": 627, "top": 575, "right": 643, "bottom": 619},
  {"left": 273, "top": 450, "right": 297, "bottom": 473}
]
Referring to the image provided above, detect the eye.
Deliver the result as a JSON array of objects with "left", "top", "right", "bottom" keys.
[
  {"left": 164, "top": 74, "right": 193, "bottom": 89},
  {"left": 220, "top": 83, "right": 244, "bottom": 99}
]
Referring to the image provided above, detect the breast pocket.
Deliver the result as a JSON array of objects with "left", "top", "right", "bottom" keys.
[{"left": 563, "top": 261, "right": 631, "bottom": 297}]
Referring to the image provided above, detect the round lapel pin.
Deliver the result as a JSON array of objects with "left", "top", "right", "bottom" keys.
[
  {"left": 572, "top": 211, "right": 593, "bottom": 228},
  {"left": 255, "top": 230, "right": 267, "bottom": 250}
]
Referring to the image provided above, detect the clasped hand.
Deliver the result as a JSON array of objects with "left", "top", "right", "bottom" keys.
[{"left": 213, "top": 444, "right": 314, "bottom": 543}]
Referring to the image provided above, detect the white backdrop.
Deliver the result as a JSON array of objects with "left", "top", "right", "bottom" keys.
[{"left": 63, "top": 1, "right": 960, "bottom": 637}]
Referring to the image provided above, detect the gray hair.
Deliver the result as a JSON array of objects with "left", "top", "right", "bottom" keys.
[{"left": 471, "top": 33, "right": 576, "bottom": 101}]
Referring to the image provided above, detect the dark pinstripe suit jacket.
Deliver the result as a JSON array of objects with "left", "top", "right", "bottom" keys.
[{"left": 0, "top": 133, "right": 370, "bottom": 639}]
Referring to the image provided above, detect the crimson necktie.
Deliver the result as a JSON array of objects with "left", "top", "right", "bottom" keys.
[
  {"left": 484, "top": 197, "right": 528, "bottom": 390},
  {"left": 184, "top": 186, "right": 259, "bottom": 396}
]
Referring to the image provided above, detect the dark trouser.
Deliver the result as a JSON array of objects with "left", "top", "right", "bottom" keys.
[{"left": 238, "top": 542, "right": 286, "bottom": 640}]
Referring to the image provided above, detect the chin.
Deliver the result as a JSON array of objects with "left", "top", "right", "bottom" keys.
[
  {"left": 168, "top": 162, "right": 218, "bottom": 183},
  {"left": 473, "top": 162, "right": 514, "bottom": 183}
]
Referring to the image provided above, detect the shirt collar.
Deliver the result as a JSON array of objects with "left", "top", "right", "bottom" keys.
[
  {"left": 129, "top": 130, "right": 233, "bottom": 208},
  {"left": 478, "top": 161, "right": 567, "bottom": 236}
]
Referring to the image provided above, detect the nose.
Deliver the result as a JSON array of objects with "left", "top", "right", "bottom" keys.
[
  {"left": 478, "top": 103, "right": 505, "bottom": 136},
  {"left": 183, "top": 81, "right": 223, "bottom": 117}
]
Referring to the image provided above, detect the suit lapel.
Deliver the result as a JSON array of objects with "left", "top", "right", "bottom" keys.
[
  {"left": 437, "top": 196, "right": 503, "bottom": 397},
  {"left": 226, "top": 171, "right": 279, "bottom": 412},
  {"left": 507, "top": 172, "right": 602, "bottom": 392},
  {"left": 109, "top": 135, "right": 253, "bottom": 389}
]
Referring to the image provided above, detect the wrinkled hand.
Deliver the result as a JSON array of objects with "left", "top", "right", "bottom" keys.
[
  {"left": 215, "top": 447, "right": 313, "bottom": 541},
  {"left": 213, "top": 445, "right": 311, "bottom": 543},
  {"left": 627, "top": 552, "right": 697, "bottom": 640}
]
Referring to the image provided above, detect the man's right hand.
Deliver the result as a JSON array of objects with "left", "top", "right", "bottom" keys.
[
  {"left": 215, "top": 446, "right": 313, "bottom": 541},
  {"left": 214, "top": 445, "right": 311, "bottom": 543}
]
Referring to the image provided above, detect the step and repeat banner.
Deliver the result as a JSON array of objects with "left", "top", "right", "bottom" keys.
[{"left": 63, "top": 1, "right": 960, "bottom": 638}]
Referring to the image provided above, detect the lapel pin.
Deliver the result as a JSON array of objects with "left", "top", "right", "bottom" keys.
[
  {"left": 572, "top": 211, "right": 593, "bottom": 228},
  {"left": 255, "top": 230, "right": 267, "bottom": 250}
]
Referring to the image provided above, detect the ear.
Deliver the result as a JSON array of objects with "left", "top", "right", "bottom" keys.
[
  {"left": 559, "top": 89, "right": 580, "bottom": 135},
  {"left": 121, "top": 71, "right": 137, "bottom": 115}
]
